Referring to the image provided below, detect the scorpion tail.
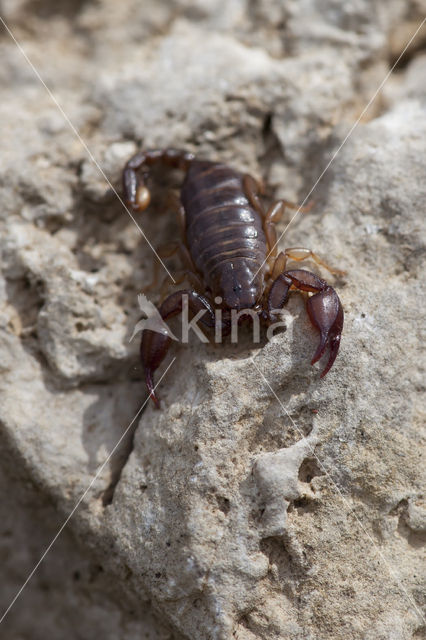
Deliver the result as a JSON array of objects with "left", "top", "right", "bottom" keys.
[{"left": 123, "top": 148, "right": 195, "bottom": 211}]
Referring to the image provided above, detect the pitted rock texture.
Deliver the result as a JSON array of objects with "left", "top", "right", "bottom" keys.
[{"left": 0, "top": 1, "right": 425, "bottom": 639}]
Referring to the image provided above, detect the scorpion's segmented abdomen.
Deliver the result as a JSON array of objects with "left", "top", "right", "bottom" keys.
[{"left": 181, "top": 161, "right": 267, "bottom": 288}]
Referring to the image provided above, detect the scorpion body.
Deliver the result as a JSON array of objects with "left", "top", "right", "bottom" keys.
[
  {"left": 123, "top": 148, "right": 344, "bottom": 406},
  {"left": 182, "top": 160, "right": 267, "bottom": 311}
]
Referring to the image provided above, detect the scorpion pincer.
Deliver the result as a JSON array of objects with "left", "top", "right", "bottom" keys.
[{"left": 123, "top": 148, "right": 344, "bottom": 407}]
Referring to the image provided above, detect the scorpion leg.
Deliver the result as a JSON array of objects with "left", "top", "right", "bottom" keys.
[
  {"left": 264, "top": 201, "right": 286, "bottom": 264},
  {"left": 266, "top": 198, "right": 315, "bottom": 219},
  {"left": 263, "top": 200, "right": 315, "bottom": 260},
  {"left": 243, "top": 174, "right": 265, "bottom": 215},
  {"left": 282, "top": 247, "right": 345, "bottom": 276},
  {"left": 141, "top": 290, "right": 217, "bottom": 407},
  {"left": 143, "top": 242, "right": 180, "bottom": 292},
  {"left": 268, "top": 251, "right": 287, "bottom": 282},
  {"left": 144, "top": 239, "right": 198, "bottom": 293},
  {"left": 266, "top": 247, "right": 345, "bottom": 282},
  {"left": 158, "top": 270, "right": 203, "bottom": 298},
  {"left": 267, "top": 269, "right": 343, "bottom": 377},
  {"left": 264, "top": 197, "right": 314, "bottom": 229}
]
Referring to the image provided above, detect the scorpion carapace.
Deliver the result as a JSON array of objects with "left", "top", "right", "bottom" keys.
[{"left": 123, "top": 148, "right": 344, "bottom": 407}]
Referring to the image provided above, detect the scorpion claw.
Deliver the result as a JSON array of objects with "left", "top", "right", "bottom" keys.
[
  {"left": 307, "top": 286, "right": 344, "bottom": 377},
  {"left": 140, "top": 329, "right": 172, "bottom": 409},
  {"left": 145, "top": 369, "right": 161, "bottom": 409}
]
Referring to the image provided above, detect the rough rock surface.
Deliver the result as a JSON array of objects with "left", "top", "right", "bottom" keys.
[{"left": 0, "top": 1, "right": 425, "bottom": 639}]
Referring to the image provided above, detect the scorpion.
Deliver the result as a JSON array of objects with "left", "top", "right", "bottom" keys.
[{"left": 123, "top": 148, "right": 344, "bottom": 407}]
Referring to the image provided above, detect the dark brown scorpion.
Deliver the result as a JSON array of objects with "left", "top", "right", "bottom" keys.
[{"left": 123, "top": 148, "right": 344, "bottom": 407}]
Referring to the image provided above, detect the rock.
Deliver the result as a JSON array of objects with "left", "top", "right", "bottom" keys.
[
  {"left": 254, "top": 423, "right": 320, "bottom": 538},
  {"left": 0, "top": 1, "right": 424, "bottom": 639}
]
